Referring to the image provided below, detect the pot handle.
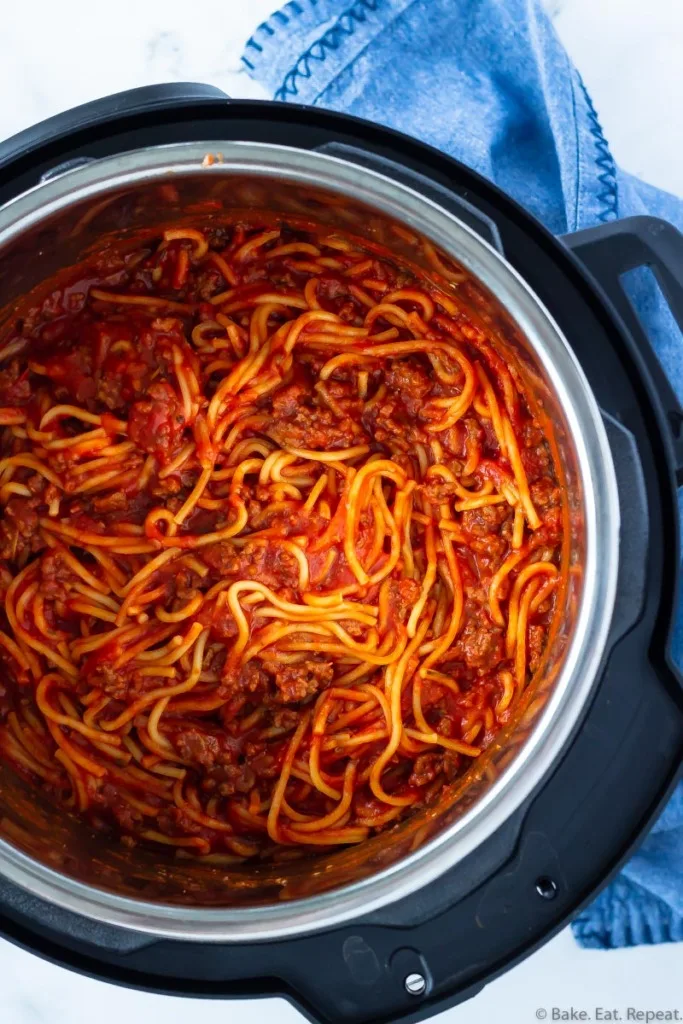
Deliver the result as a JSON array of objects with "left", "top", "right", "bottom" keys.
[
  {"left": 314, "top": 141, "right": 504, "bottom": 255},
  {"left": 0, "top": 83, "right": 229, "bottom": 172},
  {"left": 561, "top": 216, "right": 683, "bottom": 483},
  {"left": 563, "top": 215, "right": 683, "bottom": 689}
]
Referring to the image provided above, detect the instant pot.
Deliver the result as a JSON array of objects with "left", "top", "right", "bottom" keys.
[{"left": 0, "top": 83, "right": 681, "bottom": 1024}]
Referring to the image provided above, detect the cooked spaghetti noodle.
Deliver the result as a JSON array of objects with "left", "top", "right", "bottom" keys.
[{"left": 0, "top": 220, "right": 563, "bottom": 859}]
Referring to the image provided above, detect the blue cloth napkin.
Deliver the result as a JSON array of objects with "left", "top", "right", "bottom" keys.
[{"left": 241, "top": 0, "right": 683, "bottom": 948}]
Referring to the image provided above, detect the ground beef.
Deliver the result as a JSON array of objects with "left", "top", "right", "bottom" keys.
[
  {"left": 91, "top": 490, "right": 129, "bottom": 514},
  {"left": 315, "top": 273, "right": 366, "bottom": 323},
  {"left": 383, "top": 358, "right": 432, "bottom": 416},
  {"left": 521, "top": 446, "right": 552, "bottom": 484},
  {"left": 173, "top": 726, "right": 241, "bottom": 769},
  {"left": 468, "top": 532, "right": 508, "bottom": 576},
  {"left": 127, "top": 381, "right": 184, "bottom": 460},
  {"left": 534, "top": 505, "right": 563, "bottom": 545},
  {"left": 420, "top": 479, "right": 460, "bottom": 504},
  {"left": 521, "top": 421, "right": 545, "bottom": 449},
  {"left": 462, "top": 414, "right": 484, "bottom": 454},
  {"left": 197, "top": 596, "right": 238, "bottom": 643},
  {"left": 87, "top": 663, "right": 137, "bottom": 701},
  {"left": 202, "top": 643, "right": 227, "bottom": 679},
  {"left": 94, "top": 316, "right": 189, "bottom": 412},
  {"left": 530, "top": 478, "right": 561, "bottom": 510},
  {"left": 271, "top": 708, "right": 300, "bottom": 730},
  {"left": 267, "top": 378, "right": 366, "bottom": 451},
  {"left": 96, "top": 366, "right": 143, "bottom": 411},
  {"left": 270, "top": 658, "right": 334, "bottom": 704},
  {"left": 461, "top": 503, "right": 510, "bottom": 537},
  {"left": 386, "top": 578, "right": 421, "bottom": 623},
  {"left": 89, "top": 488, "right": 154, "bottom": 526},
  {"left": 0, "top": 495, "right": 45, "bottom": 562},
  {"left": 151, "top": 475, "right": 182, "bottom": 500},
  {"left": 528, "top": 624, "right": 546, "bottom": 674},
  {"left": 361, "top": 380, "right": 432, "bottom": 452},
  {"left": 453, "top": 615, "right": 504, "bottom": 672},
  {"left": 221, "top": 656, "right": 334, "bottom": 708},
  {"left": 39, "top": 550, "right": 77, "bottom": 601},
  {"left": 175, "top": 728, "right": 222, "bottom": 768},
  {"left": 202, "top": 539, "right": 300, "bottom": 591},
  {"left": 408, "top": 753, "right": 440, "bottom": 787},
  {"left": 244, "top": 749, "right": 278, "bottom": 780},
  {"left": 219, "top": 660, "right": 269, "bottom": 701},
  {"left": 408, "top": 751, "right": 460, "bottom": 787},
  {"left": 338, "top": 618, "right": 368, "bottom": 640},
  {"left": 201, "top": 763, "right": 256, "bottom": 797},
  {"left": 316, "top": 377, "right": 365, "bottom": 419},
  {"left": 247, "top": 501, "right": 327, "bottom": 538},
  {"left": 520, "top": 420, "right": 553, "bottom": 484},
  {"left": 438, "top": 414, "right": 483, "bottom": 461}
]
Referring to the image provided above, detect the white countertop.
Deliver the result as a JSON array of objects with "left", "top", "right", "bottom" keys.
[
  {"left": 2, "top": 0, "right": 682, "bottom": 194},
  {"left": 1, "top": 1, "right": 682, "bottom": 1021},
  {"left": 3, "top": 921, "right": 683, "bottom": 1024}
]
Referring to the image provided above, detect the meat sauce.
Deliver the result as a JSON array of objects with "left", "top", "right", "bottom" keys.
[{"left": 0, "top": 218, "right": 564, "bottom": 860}]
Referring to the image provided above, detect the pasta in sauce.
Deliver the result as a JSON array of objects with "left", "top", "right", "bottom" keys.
[{"left": 0, "top": 220, "right": 563, "bottom": 859}]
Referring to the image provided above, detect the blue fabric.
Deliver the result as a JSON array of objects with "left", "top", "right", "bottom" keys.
[{"left": 241, "top": 0, "right": 683, "bottom": 949}]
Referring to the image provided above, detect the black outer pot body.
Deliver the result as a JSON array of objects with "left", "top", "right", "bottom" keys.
[{"left": 0, "top": 85, "right": 682, "bottom": 1024}]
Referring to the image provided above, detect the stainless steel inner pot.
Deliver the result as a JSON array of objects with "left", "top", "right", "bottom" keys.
[{"left": 0, "top": 142, "right": 619, "bottom": 941}]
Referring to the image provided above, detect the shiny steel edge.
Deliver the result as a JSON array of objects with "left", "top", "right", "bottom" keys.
[{"left": 0, "top": 142, "right": 620, "bottom": 941}]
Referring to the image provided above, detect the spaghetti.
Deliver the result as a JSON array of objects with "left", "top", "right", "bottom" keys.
[{"left": 0, "top": 219, "right": 563, "bottom": 860}]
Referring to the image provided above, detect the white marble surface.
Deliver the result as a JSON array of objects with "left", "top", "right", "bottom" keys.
[
  {"left": 1, "top": 1, "right": 682, "bottom": 1022},
  {"left": 2, "top": 0, "right": 682, "bottom": 193}
]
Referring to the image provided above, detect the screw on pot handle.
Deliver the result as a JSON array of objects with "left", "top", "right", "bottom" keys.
[
  {"left": 0, "top": 83, "right": 229, "bottom": 175},
  {"left": 561, "top": 216, "right": 683, "bottom": 485},
  {"left": 314, "top": 141, "right": 504, "bottom": 255},
  {"left": 256, "top": 924, "right": 481, "bottom": 1024},
  {"left": 563, "top": 216, "right": 683, "bottom": 693}
]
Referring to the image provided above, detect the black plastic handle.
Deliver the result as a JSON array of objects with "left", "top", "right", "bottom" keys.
[
  {"left": 562, "top": 216, "right": 683, "bottom": 483},
  {"left": 599, "top": 410, "right": 650, "bottom": 645},
  {"left": 315, "top": 141, "right": 504, "bottom": 255},
  {"left": 0, "top": 83, "right": 228, "bottom": 173},
  {"left": 563, "top": 215, "right": 683, "bottom": 698}
]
